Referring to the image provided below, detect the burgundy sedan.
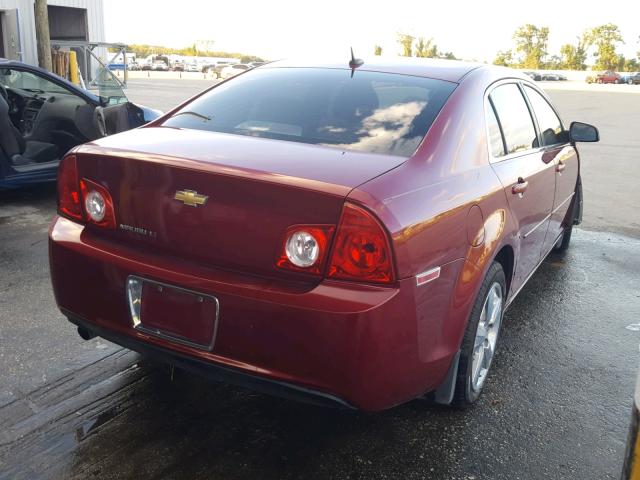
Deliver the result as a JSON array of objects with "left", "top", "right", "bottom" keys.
[{"left": 49, "top": 58, "right": 599, "bottom": 411}]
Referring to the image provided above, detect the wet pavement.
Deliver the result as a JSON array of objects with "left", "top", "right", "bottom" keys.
[
  {"left": 1, "top": 88, "right": 639, "bottom": 479},
  {"left": 1, "top": 227, "right": 638, "bottom": 479}
]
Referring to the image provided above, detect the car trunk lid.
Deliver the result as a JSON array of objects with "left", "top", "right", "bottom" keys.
[{"left": 76, "top": 127, "right": 406, "bottom": 279}]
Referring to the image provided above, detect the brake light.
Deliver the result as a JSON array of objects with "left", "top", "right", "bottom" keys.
[
  {"left": 79, "top": 178, "right": 116, "bottom": 229},
  {"left": 327, "top": 203, "right": 394, "bottom": 284},
  {"left": 57, "top": 154, "right": 83, "bottom": 221},
  {"left": 276, "top": 225, "right": 335, "bottom": 275}
]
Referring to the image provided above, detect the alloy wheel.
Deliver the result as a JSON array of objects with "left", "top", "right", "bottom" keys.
[{"left": 470, "top": 282, "right": 503, "bottom": 392}]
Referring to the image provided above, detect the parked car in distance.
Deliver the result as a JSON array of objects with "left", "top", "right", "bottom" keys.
[
  {"left": 220, "top": 63, "right": 250, "bottom": 79},
  {"left": 200, "top": 62, "right": 214, "bottom": 73},
  {"left": 172, "top": 62, "right": 185, "bottom": 72},
  {"left": 205, "top": 62, "right": 230, "bottom": 78},
  {"left": 620, "top": 72, "right": 640, "bottom": 85},
  {"left": 49, "top": 57, "right": 598, "bottom": 411},
  {"left": 594, "top": 70, "right": 620, "bottom": 84},
  {"left": 152, "top": 62, "right": 169, "bottom": 72},
  {"left": 211, "top": 62, "right": 230, "bottom": 78},
  {"left": 249, "top": 61, "right": 266, "bottom": 68},
  {"left": 523, "top": 71, "right": 541, "bottom": 81},
  {"left": 186, "top": 63, "right": 200, "bottom": 73},
  {"left": 0, "top": 58, "right": 161, "bottom": 188},
  {"left": 537, "top": 73, "right": 567, "bottom": 81}
]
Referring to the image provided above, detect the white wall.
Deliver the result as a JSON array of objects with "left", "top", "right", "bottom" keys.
[{"left": 0, "top": 0, "right": 104, "bottom": 65}]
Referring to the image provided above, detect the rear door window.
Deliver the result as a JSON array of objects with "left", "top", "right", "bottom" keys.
[
  {"left": 523, "top": 86, "right": 565, "bottom": 146},
  {"left": 489, "top": 83, "right": 538, "bottom": 155},
  {"left": 162, "top": 68, "right": 457, "bottom": 157}
]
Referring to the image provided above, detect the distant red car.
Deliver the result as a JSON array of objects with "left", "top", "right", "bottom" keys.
[
  {"left": 49, "top": 58, "right": 599, "bottom": 411},
  {"left": 596, "top": 70, "right": 621, "bottom": 84}
]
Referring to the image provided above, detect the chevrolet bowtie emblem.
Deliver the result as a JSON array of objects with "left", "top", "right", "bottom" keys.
[{"left": 174, "top": 189, "right": 208, "bottom": 207}]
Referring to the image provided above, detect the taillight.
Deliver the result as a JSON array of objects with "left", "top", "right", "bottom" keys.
[
  {"left": 57, "top": 154, "right": 83, "bottom": 221},
  {"left": 327, "top": 203, "right": 394, "bottom": 284},
  {"left": 79, "top": 178, "right": 116, "bottom": 229},
  {"left": 276, "top": 225, "right": 334, "bottom": 275}
]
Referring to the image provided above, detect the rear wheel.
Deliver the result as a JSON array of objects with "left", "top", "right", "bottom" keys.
[{"left": 452, "top": 262, "right": 506, "bottom": 407}]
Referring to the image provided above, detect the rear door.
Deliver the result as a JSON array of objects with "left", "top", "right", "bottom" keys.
[
  {"left": 486, "top": 82, "right": 556, "bottom": 293},
  {"left": 522, "top": 85, "right": 578, "bottom": 254}
]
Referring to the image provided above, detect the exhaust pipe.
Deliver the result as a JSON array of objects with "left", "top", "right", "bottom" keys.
[{"left": 77, "top": 326, "right": 96, "bottom": 341}]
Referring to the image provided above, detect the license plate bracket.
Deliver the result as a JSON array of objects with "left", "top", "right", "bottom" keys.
[{"left": 126, "top": 276, "right": 219, "bottom": 351}]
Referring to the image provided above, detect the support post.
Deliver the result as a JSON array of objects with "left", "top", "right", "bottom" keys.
[{"left": 34, "top": 0, "right": 52, "bottom": 71}]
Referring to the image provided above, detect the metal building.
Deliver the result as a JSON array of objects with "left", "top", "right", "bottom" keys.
[{"left": 0, "top": 0, "right": 105, "bottom": 65}]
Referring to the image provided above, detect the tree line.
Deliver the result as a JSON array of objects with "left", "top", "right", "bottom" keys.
[
  {"left": 493, "top": 23, "right": 638, "bottom": 71},
  {"left": 373, "top": 35, "right": 457, "bottom": 60},
  {"left": 381, "top": 24, "right": 638, "bottom": 72},
  {"left": 124, "top": 44, "right": 265, "bottom": 63}
]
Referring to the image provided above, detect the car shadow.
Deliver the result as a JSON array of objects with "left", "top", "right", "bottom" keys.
[{"left": 0, "top": 183, "right": 57, "bottom": 209}]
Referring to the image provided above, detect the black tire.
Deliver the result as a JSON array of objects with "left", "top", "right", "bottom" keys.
[{"left": 452, "top": 261, "right": 506, "bottom": 407}]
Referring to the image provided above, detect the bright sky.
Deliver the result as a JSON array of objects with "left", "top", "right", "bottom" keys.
[{"left": 104, "top": 0, "right": 639, "bottom": 63}]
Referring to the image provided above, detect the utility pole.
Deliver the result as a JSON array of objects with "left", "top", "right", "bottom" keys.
[{"left": 34, "top": 0, "right": 52, "bottom": 71}]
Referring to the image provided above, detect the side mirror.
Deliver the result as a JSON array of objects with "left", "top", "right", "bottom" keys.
[
  {"left": 569, "top": 121, "right": 599, "bottom": 143},
  {"left": 108, "top": 96, "right": 128, "bottom": 106}
]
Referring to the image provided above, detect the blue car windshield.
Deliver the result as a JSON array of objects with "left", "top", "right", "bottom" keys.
[{"left": 161, "top": 68, "right": 456, "bottom": 157}]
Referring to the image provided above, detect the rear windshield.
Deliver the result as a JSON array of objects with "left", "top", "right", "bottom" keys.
[{"left": 161, "top": 68, "right": 456, "bottom": 157}]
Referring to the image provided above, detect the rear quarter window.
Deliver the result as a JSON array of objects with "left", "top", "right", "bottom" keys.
[{"left": 161, "top": 68, "right": 457, "bottom": 157}]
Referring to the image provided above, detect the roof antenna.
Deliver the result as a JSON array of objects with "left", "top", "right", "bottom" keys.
[{"left": 349, "top": 47, "right": 364, "bottom": 78}]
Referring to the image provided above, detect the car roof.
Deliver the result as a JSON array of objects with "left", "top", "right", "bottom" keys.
[{"left": 263, "top": 57, "right": 487, "bottom": 83}]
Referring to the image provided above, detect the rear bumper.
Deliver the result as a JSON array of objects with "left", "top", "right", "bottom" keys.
[
  {"left": 49, "top": 216, "right": 456, "bottom": 411},
  {"left": 65, "top": 311, "right": 353, "bottom": 409}
]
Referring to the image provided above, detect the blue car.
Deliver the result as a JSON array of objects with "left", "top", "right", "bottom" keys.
[
  {"left": 0, "top": 58, "right": 161, "bottom": 189},
  {"left": 620, "top": 72, "right": 640, "bottom": 85}
]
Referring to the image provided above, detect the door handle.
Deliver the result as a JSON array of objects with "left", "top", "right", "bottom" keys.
[
  {"left": 556, "top": 161, "right": 566, "bottom": 173},
  {"left": 512, "top": 178, "right": 529, "bottom": 195}
]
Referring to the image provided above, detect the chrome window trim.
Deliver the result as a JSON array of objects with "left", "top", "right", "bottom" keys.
[{"left": 483, "top": 78, "right": 546, "bottom": 164}]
